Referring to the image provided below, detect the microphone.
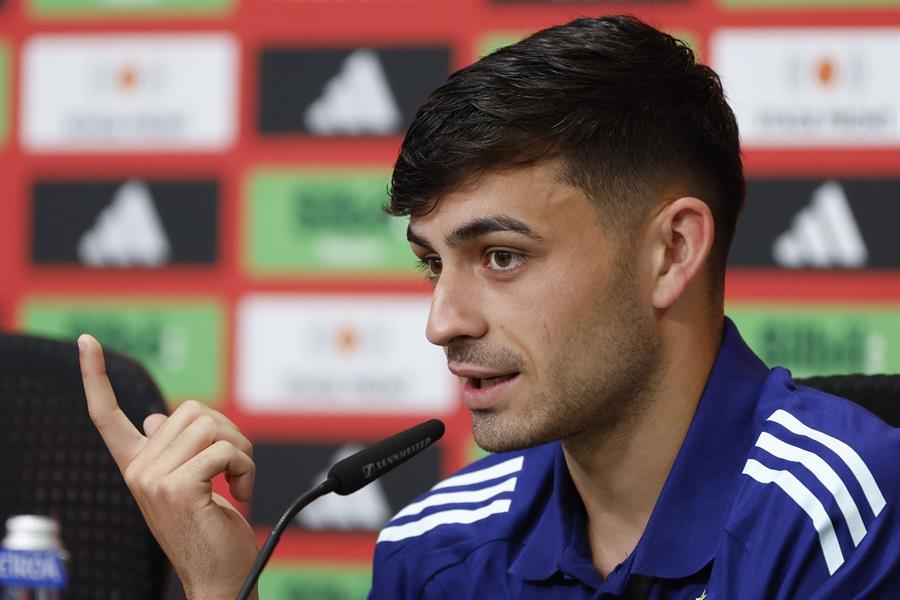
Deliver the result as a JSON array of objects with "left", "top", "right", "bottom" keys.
[
  {"left": 328, "top": 419, "right": 445, "bottom": 495},
  {"left": 235, "top": 419, "right": 445, "bottom": 600}
]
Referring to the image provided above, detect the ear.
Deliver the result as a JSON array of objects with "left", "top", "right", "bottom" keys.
[{"left": 648, "top": 197, "right": 715, "bottom": 310}]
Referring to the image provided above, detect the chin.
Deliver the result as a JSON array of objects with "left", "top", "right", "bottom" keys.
[{"left": 471, "top": 412, "right": 560, "bottom": 454}]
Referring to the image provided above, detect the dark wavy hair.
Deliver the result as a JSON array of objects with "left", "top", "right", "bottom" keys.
[{"left": 387, "top": 15, "right": 744, "bottom": 281}]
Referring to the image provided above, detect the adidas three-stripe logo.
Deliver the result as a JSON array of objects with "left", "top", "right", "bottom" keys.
[
  {"left": 377, "top": 456, "right": 524, "bottom": 543},
  {"left": 772, "top": 180, "right": 868, "bottom": 269},
  {"left": 742, "top": 409, "right": 886, "bottom": 575}
]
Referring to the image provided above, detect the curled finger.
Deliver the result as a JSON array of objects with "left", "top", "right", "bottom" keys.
[
  {"left": 142, "top": 400, "right": 253, "bottom": 461},
  {"left": 177, "top": 440, "right": 256, "bottom": 503}
]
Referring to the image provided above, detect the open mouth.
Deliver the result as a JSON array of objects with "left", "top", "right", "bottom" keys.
[{"left": 471, "top": 374, "right": 518, "bottom": 389}]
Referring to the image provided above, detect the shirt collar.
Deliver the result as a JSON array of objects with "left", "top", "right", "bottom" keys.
[
  {"left": 508, "top": 443, "right": 582, "bottom": 582},
  {"left": 629, "top": 317, "right": 769, "bottom": 579},
  {"left": 509, "top": 318, "right": 769, "bottom": 583}
]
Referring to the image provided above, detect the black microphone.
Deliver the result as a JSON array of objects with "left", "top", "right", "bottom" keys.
[
  {"left": 235, "top": 419, "right": 445, "bottom": 600},
  {"left": 328, "top": 419, "right": 445, "bottom": 494}
]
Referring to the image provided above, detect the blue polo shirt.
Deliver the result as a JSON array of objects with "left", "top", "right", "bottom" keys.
[{"left": 370, "top": 320, "right": 900, "bottom": 598}]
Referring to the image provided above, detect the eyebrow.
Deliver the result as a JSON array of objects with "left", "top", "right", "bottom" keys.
[{"left": 407, "top": 215, "right": 544, "bottom": 250}]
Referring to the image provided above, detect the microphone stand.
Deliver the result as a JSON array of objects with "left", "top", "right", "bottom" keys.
[
  {"left": 233, "top": 419, "right": 443, "bottom": 600},
  {"left": 234, "top": 478, "right": 339, "bottom": 600}
]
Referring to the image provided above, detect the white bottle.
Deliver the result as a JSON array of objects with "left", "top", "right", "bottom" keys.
[{"left": 0, "top": 516, "right": 68, "bottom": 600}]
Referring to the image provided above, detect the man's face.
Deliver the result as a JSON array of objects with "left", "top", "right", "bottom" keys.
[{"left": 407, "top": 163, "right": 663, "bottom": 452}]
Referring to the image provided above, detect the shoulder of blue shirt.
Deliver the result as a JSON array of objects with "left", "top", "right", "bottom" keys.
[
  {"left": 370, "top": 442, "right": 552, "bottom": 593},
  {"left": 719, "top": 367, "right": 900, "bottom": 596},
  {"left": 371, "top": 366, "right": 900, "bottom": 595}
]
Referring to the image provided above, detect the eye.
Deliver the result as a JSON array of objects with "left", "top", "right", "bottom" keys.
[
  {"left": 415, "top": 255, "right": 443, "bottom": 279},
  {"left": 486, "top": 249, "right": 524, "bottom": 272}
]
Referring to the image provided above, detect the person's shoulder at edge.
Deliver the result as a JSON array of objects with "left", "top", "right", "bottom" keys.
[
  {"left": 716, "top": 366, "right": 900, "bottom": 599},
  {"left": 369, "top": 441, "right": 558, "bottom": 598}
]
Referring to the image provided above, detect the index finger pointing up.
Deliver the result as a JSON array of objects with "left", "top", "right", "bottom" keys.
[{"left": 78, "top": 333, "right": 147, "bottom": 473}]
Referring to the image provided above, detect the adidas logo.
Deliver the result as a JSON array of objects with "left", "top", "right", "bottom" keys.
[
  {"left": 772, "top": 180, "right": 868, "bottom": 268},
  {"left": 743, "top": 409, "right": 886, "bottom": 575},
  {"left": 297, "top": 445, "right": 392, "bottom": 531},
  {"left": 77, "top": 180, "right": 171, "bottom": 267},
  {"left": 304, "top": 49, "right": 401, "bottom": 135}
]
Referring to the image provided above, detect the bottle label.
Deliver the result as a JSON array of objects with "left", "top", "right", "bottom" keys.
[{"left": 0, "top": 550, "right": 67, "bottom": 589}]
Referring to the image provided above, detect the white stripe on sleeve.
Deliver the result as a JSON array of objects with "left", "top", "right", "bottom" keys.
[
  {"left": 768, "top": 409, "right": 886, "bottom": 517},
  {"left": 377, "top": 499, "right": 513, "bottom": 543},
  {"left": 431, "top": 456, "right": 524, "bottom": 491},
  {"left": 755, "top": 432, "right": 866, "bottom": 546},
  {"left": 743, "top": 458, "right": 845, "bottom": 575},
  {"left": 391, "top": 476, "right": 518, "bottom": 521}
]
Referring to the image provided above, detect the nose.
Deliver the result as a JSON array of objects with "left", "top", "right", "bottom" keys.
[{"left": 425, "top": 269, "right": 488, "bottom": 347}]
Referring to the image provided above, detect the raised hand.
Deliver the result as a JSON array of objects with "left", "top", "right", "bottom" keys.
[{"left": 78, "top": 333, "right": 259, "bottom": 599}]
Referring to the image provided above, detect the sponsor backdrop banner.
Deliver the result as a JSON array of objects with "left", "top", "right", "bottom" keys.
[
  {"left": 32, "top": 180, "right": 218, "bottom": 267},
  {"left": 729, "top": 304, "right": 900, "bottom": 377},
  {"left": 20, "top": 34, "right": 238, "bottom": 152},
  {"left": 18, "top": 299, "right": 224, "bottom": 403},
  {"left": 28, "top": 0, "right": 235, "bottom": 18},
  {"left": 259, "top": 564, "right": 370, "bottom": 600},
  {"left": 246, "top": 168, "right": 410, "bottom": 275},
  {"left": 237, "top": 294, "right": 456, "bottom": 414},
  {"left": 4, "top": 1, "right": 900, "bottom": 595},
  {"left": 730, "top": 179, "right": 900, "bottom": 270},
  {"left": 258, "top": 47, "right": 451, "bottom": 136},
  {"left": 0, "top": 41, "right": 7, "bottom": 146},
  {"left": 721, "top": 0, "right": 900, "bottom": 7},
  {"left": 713, "top": 29, "right": 900, "bottom": 147}
]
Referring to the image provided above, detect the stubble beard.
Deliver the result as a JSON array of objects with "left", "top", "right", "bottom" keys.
[{"left": 471, "top": 259, "right": 662, "bottom": 454}]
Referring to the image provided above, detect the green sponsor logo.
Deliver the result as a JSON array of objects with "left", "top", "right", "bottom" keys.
[
  {"left": 30, "top": 0, "right": 233, "bottom": 18},
  {"left": 259, "top": 563, "right": 370, "bottom": 599},
  {"left": 0, "top": 42, "right": 8, "bottom": 147},
  {"left": 246, "top": 168, "right": 414, "bottom": 276},
  {"left": 722, "top": 0, "right": 899, "bottom": 8},
  {"left": 19, "top": 299, "right": 224, "bottom": 403},
  {"left": 729, "top": 305, "right": 900, "bottom": 377}
]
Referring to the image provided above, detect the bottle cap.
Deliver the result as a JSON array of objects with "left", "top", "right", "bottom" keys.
[{"left": 2, "top": 515, "right": 62, "bottom": 551}]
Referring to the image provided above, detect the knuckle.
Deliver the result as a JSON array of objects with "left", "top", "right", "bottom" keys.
[
  {"left": 123, "top": 463, "right": 141, "bottom": 488},
  {"left": 177, "top": 399, "right": 204, "bottom": 419},
  {"left": 193, "top": 414, "right": 217, "bottom": 443},
  {"left": 211, "top": 439, "right": 233, "bottom": 455},
  {"left": 137, "top": 473, "right": 158, "bottom": 495},
  {"left": 157, "top": 478, "right": 180, "bottom": 502}
]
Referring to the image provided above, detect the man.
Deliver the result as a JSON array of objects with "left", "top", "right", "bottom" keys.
[{"left": 79, "top": 15, "right": 899, "bottom": 599}]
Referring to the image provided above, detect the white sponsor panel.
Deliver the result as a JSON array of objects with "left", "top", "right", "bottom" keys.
[
  {"left": 237, "top": 295, "right": 457, "bottom": 414},
  {"left": 21, "top": 34, "right": 238, "bottom": 152},
  {"left": 712, "top": 29, "right": 900, "bottom": 147}
]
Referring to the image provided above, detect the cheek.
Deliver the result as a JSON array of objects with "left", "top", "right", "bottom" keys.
[
  {"left": 542, "top": 271, "right": 634, "bottom": 367},
  {"left": 498, "top": 271, "right": 601, "bottom": 363}
]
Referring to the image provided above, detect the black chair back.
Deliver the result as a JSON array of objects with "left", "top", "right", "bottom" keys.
[
  {"left": 796, "top": 374, "right": 900, "bottom": 427},
  {"left": 0, "top": 332, "right": 168, "bottom": 599}
]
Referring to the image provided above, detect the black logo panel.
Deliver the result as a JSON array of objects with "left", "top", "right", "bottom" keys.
[
  {"left": 729, "top": 179, "right": 900, "bottom": 270},
  {"left": 32, "top": 180, "right": 218, "bottom": 267},
  {"left": 258, "top": 47, "right": 451, "bottom": 136}
]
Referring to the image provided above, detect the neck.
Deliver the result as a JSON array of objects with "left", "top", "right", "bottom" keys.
[{"left": 561, "top": 316, "right": 721, "bottom": 576}]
